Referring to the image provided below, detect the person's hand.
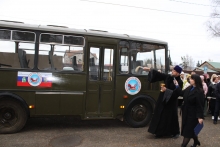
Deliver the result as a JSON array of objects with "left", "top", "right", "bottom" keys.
[
  {"left": 161, "top": 86, "right": 167, "bottom": 92},
  {"left": 143, "top": 67, "right": 150, "bottom": 71},
  {"left": 173, "top": 79, "right": 178, "bottom": 86},
  {"left": 198, "top": 118, "right": 203, "bottom": 124}
]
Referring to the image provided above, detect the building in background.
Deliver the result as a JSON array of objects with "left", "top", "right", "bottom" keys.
[
  {"left": 194, "top": 61, "right": 220, "bottom": 75},
  {"left": 64, "top": 50, "right": 98, "bottom": 67}
]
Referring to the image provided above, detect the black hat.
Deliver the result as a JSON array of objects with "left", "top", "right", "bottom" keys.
[{"left": 173, "top": 65, "right": 182, "bottom": 74}]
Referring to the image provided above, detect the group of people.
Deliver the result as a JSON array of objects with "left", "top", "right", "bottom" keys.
[
  {"left": 182, "top": 72, "right": 220, "bottom": 124},
  {"left": 146, "top": 65, "right": 218, "bottom": 147}
]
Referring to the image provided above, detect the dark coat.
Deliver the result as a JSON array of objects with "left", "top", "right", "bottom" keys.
[
  {"left": 208, "top": 83, "right": 217, "bottom": 98},
  {"left": 179, "top": 86, "right": 204, "bottom": 138},
  {"left": 215, "top": 82, "right": 220, "bottom": 100},
  {"left": 148, "top": 70, "right": 183, "bottom": 136}
]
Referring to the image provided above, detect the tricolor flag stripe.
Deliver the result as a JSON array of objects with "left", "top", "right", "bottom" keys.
[
  {"left": 17, "top": 72, "right": 53, "bottom": 88},
  {"left": 39, "top": 83, "right": 52, "bottom": 87},
  {"left": 17, "top": 81, "right": 30, "bottom": 87}
]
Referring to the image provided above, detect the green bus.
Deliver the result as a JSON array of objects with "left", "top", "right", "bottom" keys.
[{"left": 0, "top": 20, "right": 168, "bottom": 134}]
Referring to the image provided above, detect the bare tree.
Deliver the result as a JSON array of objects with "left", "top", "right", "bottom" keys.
[
  {"left": 207, "top": 0, "right": 220, "bottom": 37},
  {"left": 180, "top": 55, "right": 195, "bottom": 68}
]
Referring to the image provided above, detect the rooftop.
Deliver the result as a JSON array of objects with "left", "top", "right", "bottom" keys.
[
  {"left": 0, "top": 20, "right": 168, "bottom": 45},
  {"left": 207, "top": 62, "right": 220, "bottom": 69},
  {"left": 195, "top": 67, "right": 218, "bottom": 73}
]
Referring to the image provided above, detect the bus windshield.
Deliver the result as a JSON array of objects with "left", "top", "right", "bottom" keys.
[{"left": 119, "top": 41, "right": 166, "bottom": 75}]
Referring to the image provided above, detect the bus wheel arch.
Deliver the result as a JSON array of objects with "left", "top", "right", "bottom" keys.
[
  {"left": 0, "top": 93, "right": 29, "bottom": 134},
  {"left": 124, "top": 95, "right": 155, "bottom": 128}
]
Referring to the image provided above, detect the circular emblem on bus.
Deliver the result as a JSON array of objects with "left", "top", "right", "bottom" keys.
[
  {"left": 125, "top": 77, "right": 141, "bottom": 95},
  {"left": 28, "top": 72, "right": 42, "bottom": 86}
]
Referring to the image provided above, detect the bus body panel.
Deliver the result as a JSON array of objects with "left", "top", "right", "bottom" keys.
[
  {"left": 114, "top": 75, "right": 160, "bottom": 116},
  {"left": 0, "top": 70, "right": 87, "bottom": 116}
]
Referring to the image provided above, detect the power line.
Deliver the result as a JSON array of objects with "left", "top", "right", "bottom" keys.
[
  {"left": 79, "top": 0, "right": 219, "bottom": 18},
  {"left": 169, "top": 0, "right": 219, "bottom": 7}
]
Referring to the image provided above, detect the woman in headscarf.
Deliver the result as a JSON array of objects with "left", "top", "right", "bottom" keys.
[{"left": 183, "top": 75, "right": 191, "bottom": 90}]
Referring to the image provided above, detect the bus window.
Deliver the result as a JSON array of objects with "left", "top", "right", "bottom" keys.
[
  {"left": 119, "top": 48, "right": 129, "bottom": 73},
  {"left": 155, "top": 49, "right": 165, "bottom": 73},
  {"left": 38, "top": 44, "right": 51, "bottom": 70},
  {"left": 40, "top": 33, "right": 62, "bottom": 44},
  {"left": 38, "top": 45, "right": 84, "bottom": 71},
  {"left": 89, "top": 47, "right": 99, "bottom": 80},
  {"left": 39, "top": 33, "right": 85, "bottom": 71},
  {"left": 119, "top": 41, "right": 129, "bottom": 74},
  {"left": 103, "top": 49, "right": 114, "bottom": 81},
  {"left": 18, "top": 43, "right": 35, "bottom": 69},
  {"left": 63, "top": 46, "right": 84, "bottom": 71},
  {"left": 130, "top": 42, "right": 165, "bottom": 75},
  {"left": 12, "top": 31, "right": 35, "bottom": 42},
  {"left": 0, "top": 29, "right": 35, "bottom": 69},
  {"left": 0, "top": 41, "right": 34, "bottom": 69},
  {"left": 0, "top": 29, "right": 11, "bottom": 40},
  {"left": 0, "top": 41, "right": 18, "bottom": 68},
  {"left": 131, "top": 50, "right": 154, "bottom": 75}
]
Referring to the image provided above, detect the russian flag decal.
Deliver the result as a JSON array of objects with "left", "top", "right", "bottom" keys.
[{"left": 17, "top": 72, "right": 52, "bottom": 87}]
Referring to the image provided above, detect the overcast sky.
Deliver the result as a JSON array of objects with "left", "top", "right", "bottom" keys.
[{"left": 0, "top": 0, "right": 219, "bottom": 66}]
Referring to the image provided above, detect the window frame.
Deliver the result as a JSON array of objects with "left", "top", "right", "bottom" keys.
[
  {"left": 0, "top": 29, "right": 36, "bottom": 43},
  {"left": 40, "top": 33, "right": 85, "bottom": 47}
]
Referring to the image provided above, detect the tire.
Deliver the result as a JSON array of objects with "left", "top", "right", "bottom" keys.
[
  {"left": 125, "top": 100, "right": 153, "bottom": 128},
  {"left": 0, "top": 98, "right": 27, "bottom": 134}
]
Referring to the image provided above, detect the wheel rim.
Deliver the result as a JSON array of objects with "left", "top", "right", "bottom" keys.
[
  {"left": 0, "top": 107, "right": 18, "bottom": 128},
  {"left": 131, "top": 104, "right": 147, "bottom": 122}
]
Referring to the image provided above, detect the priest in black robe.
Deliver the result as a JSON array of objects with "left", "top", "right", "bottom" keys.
[{"left": 148, "top": 65, "right": 183, "bottom": 138}]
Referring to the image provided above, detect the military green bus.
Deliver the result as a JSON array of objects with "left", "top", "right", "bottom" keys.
[{"left": 0, "top": 20, "right": 168, "bottom": 134}]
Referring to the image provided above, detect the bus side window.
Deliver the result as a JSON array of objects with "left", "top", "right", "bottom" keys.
[
  {"left": 89, "top": 58, "right": 98, "bottom": 80},
  {"left": 131, "top": 51, "right": 152, "bottom": 75},
  {"left": 0, "top": 42, "right": 34, "bottom": 69},
  {"left": 63, "top": 46, "right": 84, "bottom": 71},
  {"left": 38, "top": 45, "right": 83, "bottom": 71},
  {"left": 103, "top": 48, "right": 114, "bottom": 81},
  {"left": 0, "top": 52, "right": 19, "bottom": 68},
  {"left": 38, "top": 44, "right": 51, "bottom": 70},
  {"left": 119, "top": 48, "right": 129, "bottom": 74}
]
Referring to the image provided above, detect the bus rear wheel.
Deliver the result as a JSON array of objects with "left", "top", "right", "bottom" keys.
[
  {"left": 125, "top": 100, "right": 153, "bottom": 128},
  {"left": 0, "top": 99, "right": 27, "bottom": 134}
]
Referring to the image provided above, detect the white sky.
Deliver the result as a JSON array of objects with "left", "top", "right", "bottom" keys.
[{"left": 0, "top": 0, "right": 219, "bottom": 66}]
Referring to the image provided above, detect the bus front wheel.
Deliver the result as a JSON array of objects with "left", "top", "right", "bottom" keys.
[
  {"left": 0, "top": 98, "right": 27, "bottom": 134},
  {"left": 125, "top": 100, "right": 153, "bottom": 128}
]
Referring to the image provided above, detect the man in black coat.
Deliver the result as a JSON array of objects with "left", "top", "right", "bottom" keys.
[
  {"left": 208, "top": 76, "right": 218, "bottom": 119},
  {"left": 148, "top": 65, "right": 183, "bottom": 138},
  {"left": 214, "top": 82, "right": 220, "bottom": 124}
]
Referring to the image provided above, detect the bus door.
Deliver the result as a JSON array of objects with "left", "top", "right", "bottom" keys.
[{"left": 86, "top": 43, "right": 115, "bottom": 118}]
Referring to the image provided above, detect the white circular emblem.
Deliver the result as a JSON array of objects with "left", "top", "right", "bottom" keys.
[
  {"left": 125, "top": 77, "right": 141, "bottom": 95},
  {"left": 28, "top": 72, "right": 42, "bottom": 86}
]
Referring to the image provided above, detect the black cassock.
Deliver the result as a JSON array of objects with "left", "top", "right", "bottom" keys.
[{"left": 148, "top": 70, "right": 183, "bottom": 136}]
